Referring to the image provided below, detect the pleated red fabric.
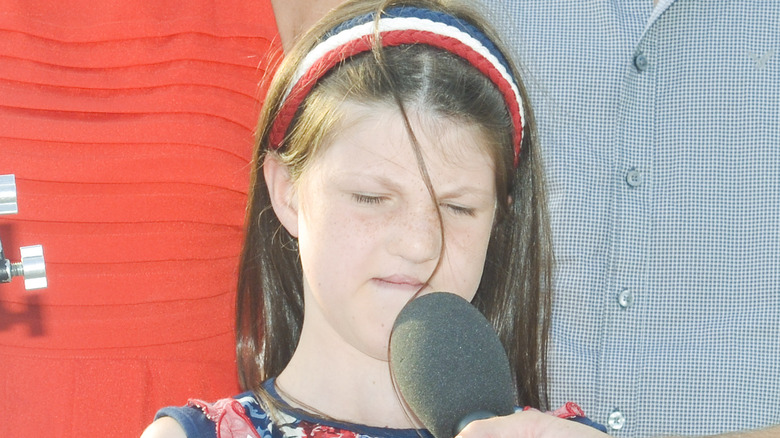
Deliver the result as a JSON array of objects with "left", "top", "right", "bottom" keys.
[{"left": 0, "top": 1, "right": 282, "bottom": 436}]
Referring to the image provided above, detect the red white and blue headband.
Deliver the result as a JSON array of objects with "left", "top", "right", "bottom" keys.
[{"left": 268, "top": 6, "right": 525, "bottom": 166}]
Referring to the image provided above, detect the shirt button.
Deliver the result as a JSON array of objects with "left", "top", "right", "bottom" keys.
[
  {"left": 626, "top": 168, "right": 643, "bottom": 187},
  {"left": 634, "top": 52, "right": 648, "bottom": 71},
  {"left": 618, "top": 289, "right": 634, "bottom": 309},
  {"left": 608, "top": 409, "right": 626, "bottom": 430}
]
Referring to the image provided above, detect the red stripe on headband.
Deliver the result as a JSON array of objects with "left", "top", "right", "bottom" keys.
[
  {"left": 269, "top": 35, "right": 374, "bottom": 149},
  {"left": 269, "top": 29, "right": 523, "bottom": 166}
]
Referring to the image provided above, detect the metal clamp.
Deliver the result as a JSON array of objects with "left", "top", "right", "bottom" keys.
[{"left": 0, "top": 174, "right": 48, "bottom": 290}]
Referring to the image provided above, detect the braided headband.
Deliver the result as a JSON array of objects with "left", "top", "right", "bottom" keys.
[{"left": 269, "top": 6, "right": 525, "bottom": 166}]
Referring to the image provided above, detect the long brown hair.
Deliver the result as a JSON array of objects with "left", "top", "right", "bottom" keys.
[{"left": 236, "top": 0, "right": 552, "bottom": 410}]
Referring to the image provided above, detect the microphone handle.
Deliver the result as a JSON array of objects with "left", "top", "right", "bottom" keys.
[{"left": 455, "top": 411, "right": 499, "bottom": 436}]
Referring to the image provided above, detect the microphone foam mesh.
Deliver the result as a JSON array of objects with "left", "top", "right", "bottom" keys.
[{"left": 390, "top": 292, "right": 515, "bottom": 438}]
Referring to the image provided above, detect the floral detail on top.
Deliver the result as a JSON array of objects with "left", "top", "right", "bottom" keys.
[
  {"left": 550, "top": 402, "right": 585, "bottom": 419},
  {"left": 189, "top": 398, "right": 262, "bottom": 438},
  {"left": 299, "top": 421, "right": 361, "bottom": 438},
  {"left": 277, "top": 417, "right": 307, "bottom": 438},
  {"left": 178, "top": 384, "right": 604, "bottom": 437},
  {"left": 521, "top": 401, "right": 586, "bottom": 419}
]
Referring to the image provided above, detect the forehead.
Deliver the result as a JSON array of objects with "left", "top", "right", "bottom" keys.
[{"left": 312, "top": 101, "right": 496, "bottom": 178}]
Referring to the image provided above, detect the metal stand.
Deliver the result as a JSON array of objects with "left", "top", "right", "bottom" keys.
[{"left": 0, "top": 174, "right": 47, "bottom": 290}]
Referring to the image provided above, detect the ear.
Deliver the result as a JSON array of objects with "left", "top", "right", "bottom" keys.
[{"left": 264, "top": 153, "right": 300, "bottom": 238}]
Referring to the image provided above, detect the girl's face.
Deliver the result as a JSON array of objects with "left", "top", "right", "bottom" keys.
[{"left": 278, "top": 102, "right": 498, "bottom": 361}]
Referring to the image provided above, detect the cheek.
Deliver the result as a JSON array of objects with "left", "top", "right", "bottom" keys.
[
  {"left": 439, "top": 219, "right": 494, "bottom": 296},
  {"left": 298, "top": 200, "right": 380, "bottom": 277}
]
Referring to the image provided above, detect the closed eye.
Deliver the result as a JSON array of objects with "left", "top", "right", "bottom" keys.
[
  {"left": 352, "top": 193, "right": 385, "bottom": 205},
  {"left": 443, "top": 203, "right": 476, "bottom": 217}
]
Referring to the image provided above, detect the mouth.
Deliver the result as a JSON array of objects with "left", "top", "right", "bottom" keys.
[{"left": 373, "top": 275, "right": 426, "bottom": 291}]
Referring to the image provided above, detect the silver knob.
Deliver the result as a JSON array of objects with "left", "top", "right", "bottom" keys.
[
  {"left": 0, "top": 245, "right": 47, "bottom": 290},
  {"left": 0, "top": 174, "right": 18, "bottom": 215},
  {"left": 18, "top": 245, "right": 48, "bottom": 290}
]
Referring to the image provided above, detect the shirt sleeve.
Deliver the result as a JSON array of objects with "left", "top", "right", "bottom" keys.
[
  {"left": 569, "top": 415, "right": 608, "bottom": 433},
  {"left": 156, "top": 406, "right": 218, "bottom": 438}
]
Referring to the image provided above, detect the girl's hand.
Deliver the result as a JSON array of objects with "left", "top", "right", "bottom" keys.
[{"left": 457, "top": 410, "right": 609, "bottom": 438}]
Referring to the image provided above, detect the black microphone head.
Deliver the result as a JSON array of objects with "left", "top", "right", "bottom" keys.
[{"left": 389, "top": 292, "right": 515, "bottom": 438}]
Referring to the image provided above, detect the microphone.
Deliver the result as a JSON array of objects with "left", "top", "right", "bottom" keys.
[{"left": 389, "top": 292, "right": 515, "bottom": 438}]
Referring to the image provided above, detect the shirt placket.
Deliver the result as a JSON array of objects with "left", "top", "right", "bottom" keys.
[{"left": 598, "top": 18, "right": 658, "bottom": 437}]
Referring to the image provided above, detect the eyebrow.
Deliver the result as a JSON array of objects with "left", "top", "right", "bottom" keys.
[
  {"left": 335, "top": 171, "right": 405, "bottom": 193},
  {"left": 436, "top": 185, "right": 494, "bottom": 199},
  {"left": 338, "top": 170, "right": 493, "bottom": 200}
]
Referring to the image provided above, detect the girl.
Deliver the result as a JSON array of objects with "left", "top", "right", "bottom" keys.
[{"left": 143, "top": 0, "right": 605, "bottom": 437}]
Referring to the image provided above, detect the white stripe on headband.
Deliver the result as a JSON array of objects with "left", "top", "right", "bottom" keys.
[{"left": 286, "top": 15, "right": 525, "bottom": 126}]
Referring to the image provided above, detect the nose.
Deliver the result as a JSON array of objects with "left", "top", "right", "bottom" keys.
[{"left": 388, "top": 200, "right": 442, "bottom": 264}]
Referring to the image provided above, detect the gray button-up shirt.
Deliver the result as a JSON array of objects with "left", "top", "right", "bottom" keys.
[{"left": 477, "top": 0, "right": 780, "bottom": 436}]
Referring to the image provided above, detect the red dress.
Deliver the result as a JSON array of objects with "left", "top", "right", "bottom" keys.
[{"left": 0, "top": 0, "right": 281, "bottom": 435}]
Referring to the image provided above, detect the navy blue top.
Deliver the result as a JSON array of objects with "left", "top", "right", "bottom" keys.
[
  {"left": 157, "top": 379, "right": 434, "bottom": 438},
  {"left": 156, "top": 378, "right": 605, "bottom": 438}
]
